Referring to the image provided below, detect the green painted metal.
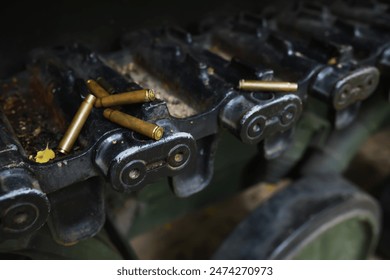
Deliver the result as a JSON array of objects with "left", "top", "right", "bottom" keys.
[
  {"left": 302, "top": 95, "right": 390, "bottom": 175},
  {"left": 128, "top": 131, "right": 258, "bottom": 237},
  {"left": 0, "top": 226, "right": 124, "bottom": 260},
  {"left": 294, "top": 217, "right": 372, "bottom": 260}
]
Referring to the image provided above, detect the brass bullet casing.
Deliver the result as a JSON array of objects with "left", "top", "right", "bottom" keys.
[
  {"left": 103, "top": 109, "right": 163, "bottom": 140},
  {"left": 86, "top": 79, "right": 110, "bottom": 98},
  {"left": 95, "top": 89, "right": 155, "bottom": 108},
  {"left": 57, "top": 94, "right": 96, "bottom": 154},
  {"left": 238, "top": 79, "right": 298, "bottom": 92}
]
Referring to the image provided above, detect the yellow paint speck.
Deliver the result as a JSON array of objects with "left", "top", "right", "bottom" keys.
[{"left": 35, "top": 145, "right": 55, "bottom": 163}]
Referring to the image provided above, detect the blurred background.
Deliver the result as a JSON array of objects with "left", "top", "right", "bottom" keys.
[{"left": 0, "top": 0, "right": 284, "bottom": 77}]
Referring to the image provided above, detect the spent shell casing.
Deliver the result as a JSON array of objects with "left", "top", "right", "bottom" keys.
[
  {"left": 87, "top": 79, "right": 110, "bottom": 98},
  {"left": 238, "top": 79, "right": 298, "bottom": 92},
  {"left": 57, "top": 94, "right": 96, "bottom": 154},
  {"left": 95, "top": 89, "right": 155, "bottom": 108},
  {"left": 103, "top": 109, "right": 163, "bottom": 140}
]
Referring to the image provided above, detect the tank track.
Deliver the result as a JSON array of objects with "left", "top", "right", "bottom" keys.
[{"left": 0, "top": 0, "right": 389, "bottom": 250}]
